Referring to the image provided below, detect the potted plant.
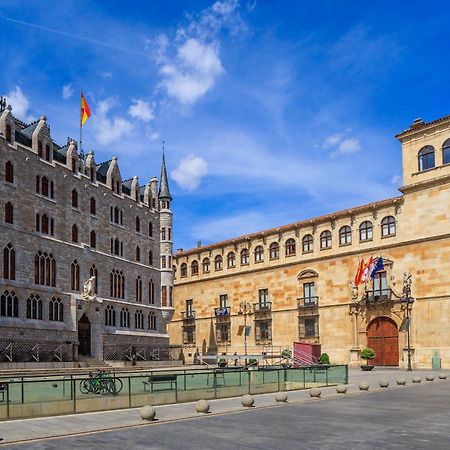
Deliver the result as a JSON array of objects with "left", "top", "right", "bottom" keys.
[
  {"left": 319, "top": 353, "right": 330, "bottom": 365},
  {"left": 360, "top": 348, "right": 376, "bottom": 371}
]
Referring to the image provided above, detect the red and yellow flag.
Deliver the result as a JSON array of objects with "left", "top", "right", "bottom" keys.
[{"left": 80, "top": 92, "right": 91, "bottom": 126}]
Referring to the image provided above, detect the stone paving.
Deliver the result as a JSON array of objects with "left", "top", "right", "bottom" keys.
[{"left": 0, "top": 368, "right": 448, "bottom": 448}]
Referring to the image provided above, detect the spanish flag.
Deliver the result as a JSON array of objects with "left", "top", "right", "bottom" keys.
[{"left": 80, "top": 92, "right": 91, "bottom": 126}]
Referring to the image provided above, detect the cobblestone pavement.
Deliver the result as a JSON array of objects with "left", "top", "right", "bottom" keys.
[{"left": 0, "top": 368, "right": 448, "bottom": 449}]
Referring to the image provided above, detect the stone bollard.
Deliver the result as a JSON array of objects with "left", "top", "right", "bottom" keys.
[
  {"left": 359, "top": 381, "right": 369, "bottom": 391},
  {"left": 140, "top": 405, "right": 156, "bottom": 421},
  {"left": 309, "top": 387, "right": 321, "bottom": 398},
  {"left": 438, "top": 373, "right": 447, "bottom": 380},
  {"left": 241, "top": 394, "right": 255, "bottom": 407},
  {"left": 379, "top": 379, "right": 389, "bottom": 388},
  {"left": 336, "top": 384, "right": 347, "bottom": 394},
  {"left": 412, "top": 376, "right": 422, "bottom": 383},
  {"left": 426, "top": 375, "right": 435, "bottom": 382},
  {"left": 275, "top": 392, "right": 288, "bottom": 403},
  {"left": 396, "top": 378, "right": 406, "bottom": 386},
  {"left": 195, "top": 399, "right": 210, "bottom": 414}
]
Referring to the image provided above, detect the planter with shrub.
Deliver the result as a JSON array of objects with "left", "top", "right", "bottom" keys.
[{"left": 360, "top": 348, "right": 375, "bottom": 371}]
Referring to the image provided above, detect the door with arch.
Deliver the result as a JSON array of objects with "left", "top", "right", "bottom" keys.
[
  {"left": 367, "top": 317, "right": 399, "bottom": 366},
  {"left": 78, "top": 314, "right": 91, "bottom": 356}
]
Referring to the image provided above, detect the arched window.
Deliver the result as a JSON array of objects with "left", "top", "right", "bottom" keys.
[
  {"left": 443, "top": 138, "right": 450, "bottom": 165},
  {"left": 50, "top": 181, "right": 54, "bottom": 199},
  {"left": 135, "top": 216, "right": 140, "bottom": 233},
  {"left": 71, "top": 260, "right": 80, "bottom": 291},
  {"left": 5, "top": 202, "right": 13, "bottom": 224},
  {"left": 71, "top": 224, "right": 78, "bottom": 243},
  {"left": 36, "top": 175, "right": 40, "bottom": 194},
  {"left": 148, "top": 222, "right": 153, "bottom": 237},
  {"left": 90, "top": 264, "right": 98, "bottom": 294},
  {"left": 110, "top": 269, "right": 125, "bottom": 298},
  {"left": 269, "top": 242, "right": 279, "bottom": 259},
  {"left": 241, "top": 248, "right": 249, "bottom": 265},
  {"left": 161, "top": 286, "right": 167, "bottom": 306},
  {"left": 202, "top": 258, "right": 210, "bottom": 273},
  {"left": 5, "top": 124, "right": 11, "bottom": 143},
  {"left": 38, "top": 141, "right": 43, "bottom": 157},
  {"left": 339, "top": 226, "right": 352, "bottom": 245},
  {"left": 90, "top": 197, "right": 96, "bottom": 215},
  {"left": 320, "top": 230, "right": 332, "bottom": 249},
  {"left": 27, "top": 294, "right": 42, "bottom": 320},
  {"left": 148, "top": 311, "right": 156, "bottom": 330},
  {"left": 1, "top": 290, "right": 18, "bottom": 317},
  {"left": 5, "top": 161, "right": 13, "bottom": 183},
  {"left": 49, "top": 297, "right": 63, "bottom": 322},
  {"left": 149, "top": 279, "right": 155, "bottom": 304},
  {"left": 71, "top": 156, "right": 76, "bottom": 173},
  {"left": 105, "top": 305, "right": 116, "bottom": 326},
  {"left": 3, "top": 243, "right": 15, "bottom": 280},
  {"left": 214, "top": 255, "right": 223, "bottom": 271},
  {"left": 359, "top": 221, "right": 373, "bottom": 241},
  {"left": 135, "top": 276, "right": 142, "bottom": 302},
  {"left": 227, "top": 252, "right": 236, "bottom": 268},
  {"left": 418, "top": 145, "right": 435, "bottom": 171},
  {"left": 71, "top": 189, "right": 78, "bottom": 208},
  {"left": 381, "top": 216, "right": 396, "bottom": 237},
  {"left": 302, "top": 235, "right": 313, "bottom": 253},
  {"left": 135, "top": 309, "right": 144, "bottom": 329},
  {"left": 285, "top": 238, "right": 296, "bottom": 256},
  {"left": 90, "top": 230, "right": 96, "bottom": 248},
  {"left": 41, "top": 177, "right": 49, "bottom": 197},
  {"left": 113, "top": 207, "right": 119, "bottom": 224},
  {"left": 34, "top": 251, "right": 56, "bottom": 286},
  {"left": 113, "top": 238, "right": 120, "bottom": 255},
  {"left": 254, "top": 245, "right": 264, "bottom": 262},
  {"left": 90, "top": 167, "right": 95, "bottom": 182},
  {"left": 148, "top": 250, "right": 153, "bottom": 266},
  {"left": 120, "top": 210, "right": 123, "bottom": 225},
  {"left": 45, "top": 144, "right": 51, "bottom": 162},
  {"left": 136, "top": 245, "right": 141, "bottom": 262},
  {"left": 120, "top": 307, "right": 130, "bottom": 328},
  {"left": 180, "top": 263, "right": 187, "bottom": 277},
  {"left": 41, "top": 214, "right": 49, "bottom": 234},
  {"left": 191, "top": 260, "right": 199, "bottom": 276}
]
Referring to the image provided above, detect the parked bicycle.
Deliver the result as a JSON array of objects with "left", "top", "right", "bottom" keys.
[{"left": 79, "top": 370, "right": 123, "bottom": 395}]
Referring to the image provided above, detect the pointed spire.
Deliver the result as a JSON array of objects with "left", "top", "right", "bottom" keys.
[{"left": 158, "top": 141, "right": 172, "bottom": 200}]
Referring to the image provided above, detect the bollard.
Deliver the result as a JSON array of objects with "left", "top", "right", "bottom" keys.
[
  {"left": 140, "top": 405, "right": 156, "bottom": 421},
  {"left": 359, "top": 381, "right": 369, "bottom": 391},
  {"left": 241, "top": 394, "right": 255, "bottom": 407},
  {"left": 336, "top": 384, "right": 347, "bottom": 394},
  {"left": 275, "top": 391, "right": 288, "bottom": 403},
  {"left": 195, "top": 399, "right": 210, "bottom": 414},
  {"left": 309, "top": 387, "right": 321, "bottom": 398}
]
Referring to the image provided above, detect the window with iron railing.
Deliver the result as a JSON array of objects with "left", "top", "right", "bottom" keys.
[{"left": 255, "top": 319, "right": 272, "bottom": 342}]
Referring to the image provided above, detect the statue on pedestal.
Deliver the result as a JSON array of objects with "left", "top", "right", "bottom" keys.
[{"left": 82, "top": 276, "right": 100, "bottom": 302}]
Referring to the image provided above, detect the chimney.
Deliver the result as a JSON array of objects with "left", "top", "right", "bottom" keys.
[{"left": 197, "top": 240, "right": 202, "bottom": 248}]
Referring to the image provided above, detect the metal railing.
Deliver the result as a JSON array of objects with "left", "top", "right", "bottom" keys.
[
  {"left": 297, "top": 296, "right": 319, "bottom": 308},
  {"left": 214, "top": 306, "right": 231, "bottom": 317},
  {"left": 364, "top": 289, "right": 392, "bottom": 304},
  {"left": 253, "top": 302, "right": 272, "bottom": 313},
  {"left": 182, "top": 310, "right": 196, "bottom": 319}
]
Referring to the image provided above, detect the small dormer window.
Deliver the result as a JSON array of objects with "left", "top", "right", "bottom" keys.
[
  {"left": 71, "top": 157, "right": 77, "bottom": 173},
  {"left": 45, "top": 145, "right": 51, "bottom": 162},
  {"left": 38, "top": 141, "right": 43, "bottom": 157},
  {"left": 90, "top": 167, "right": 95, "bottom": 182},
  {"left": 5, "top": 125, "right": 11, "bottom": 143},
  {"left": 116, "top": 180, "right": 120, "bottom": 194}
]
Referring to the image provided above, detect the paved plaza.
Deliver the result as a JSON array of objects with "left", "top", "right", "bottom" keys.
[{"left": 0, "top": 368, "right": 449, "bottom": 449}]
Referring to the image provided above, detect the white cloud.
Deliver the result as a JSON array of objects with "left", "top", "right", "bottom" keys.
[
  {"left": 337, "top": 137, "right": 361, "bottom": 154},
  {"left": 91, "top": 98, "right": 134, "bottom": 145},
  {"left": 322, "top": 133, "right": 342, "bottom": 149},
  {"left": 391, "top": 175, "right": 402, "bottom": 186},
  {"left": 62, "top": 84, "right": 74, "bottom": 100},
  {"left": 128, "top": 99, "right": 154, "bottom": 122},
  {"left": 322, "top": 132, "right": 361, "bottom": 156},
  {"left": 4, "top": 86, "right": 32, "bottom": 121},
  {"left": 171, "top": 153, "right": 208, "bottom": 190}
]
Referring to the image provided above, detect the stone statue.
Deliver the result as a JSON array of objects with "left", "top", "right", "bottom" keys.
[
  {"left": 82, "top": 276, "right": 97, "bottom": 302},
  {"left": 351, "top": 282, "right": 359, "bottom": 301}
]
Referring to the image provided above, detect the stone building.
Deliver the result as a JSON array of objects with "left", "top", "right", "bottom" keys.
[
  {"left": 0, "top": 101, "right": 175, "bottom": 366},
  {"left": 170, "top": 114, "right": 450, "bottom": 369}
]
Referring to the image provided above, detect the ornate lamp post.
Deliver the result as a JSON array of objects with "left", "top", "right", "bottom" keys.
[
  {"left": 402, "top": 273, "right": 414, "bottom": 371},
  {"left": 238, "top": 301, "right": 253, "bottom": 363}
]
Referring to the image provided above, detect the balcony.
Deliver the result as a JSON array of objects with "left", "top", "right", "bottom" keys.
[
  {"left": 253, "top": 301, "right": 272, "bottom": 313},
  {"left": 364, "top": 289, "right": 392, "bottom": 304},
  {"left": 182, "top": 310, "right": 196, "bottom": 320},
  {"left": 214, "top": 306, "right": 231, "bottom": 317},
  {"left": 297, "top": 296, "right": 319, "bottom": 308}
]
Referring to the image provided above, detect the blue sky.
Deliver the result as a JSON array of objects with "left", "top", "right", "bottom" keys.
[{"left": 1, "top": 0, "right": 450, "bottom": 250}]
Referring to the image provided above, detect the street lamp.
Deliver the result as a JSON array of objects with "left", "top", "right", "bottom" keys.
[
  {"left": 238, "top": 301, "right": 253, "bottom": 363},
  {"left": 402, "top": 272, "right": 414, "bottom": 371}
]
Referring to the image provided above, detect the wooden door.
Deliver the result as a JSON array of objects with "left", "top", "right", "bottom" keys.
[
  {"left": 367, "top": 317, "right": 399, "bottom": 366},
  {"left": 78, "top": 314, "right": 91, "bottom": 356}
]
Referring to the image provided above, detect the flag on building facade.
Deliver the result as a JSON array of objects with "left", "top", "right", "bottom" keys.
[
  {"left": 361, "top": 256, "right": 374, "bottom": 283},
  {"left": 370, "top": 257, "right": 384, "bottom": 279},
  {"left": 80, "top": 92, "right": 91, "bottom": 126},
  {"left": 354, "top": 259, "right": 365, "bottom": 285}
]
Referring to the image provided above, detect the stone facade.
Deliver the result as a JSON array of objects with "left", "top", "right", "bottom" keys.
[
  {"left": 0, "top": 102, "right": 175, "bottom": 364},
  {"left": 169, "top": 114, "right": 450, "bottom": 369}
]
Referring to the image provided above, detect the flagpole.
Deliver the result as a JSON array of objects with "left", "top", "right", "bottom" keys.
[{"left": 79, "top": 89, "right": 83, "bottom": 158}]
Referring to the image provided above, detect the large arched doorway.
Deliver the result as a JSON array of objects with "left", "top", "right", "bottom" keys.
[
  {"left": 367, "top": 317, "right": 399, "bottom": 366},
  {"left": 78, "top": 314, "right": 91, "bottom": 356}
]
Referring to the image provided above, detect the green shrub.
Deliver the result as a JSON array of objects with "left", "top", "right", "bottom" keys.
[
  {"left": 319, "top": 353, "right": 330, "bottom": 365},
  {"left": 281, "top": 348, "right": 292, "bottom": 359},
  {"left": 360, "top": 348, "right": 376, "bottom": 362},
  {"left": 248, "top": 359, "right": 258, "bottom": 366},
  {"left": 218, "top": 358, "right": 227, "bottom": 367}
]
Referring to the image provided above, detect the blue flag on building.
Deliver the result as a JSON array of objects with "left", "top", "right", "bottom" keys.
[{"left": 370, "top": 257, "right": 384, "bottom": 279}]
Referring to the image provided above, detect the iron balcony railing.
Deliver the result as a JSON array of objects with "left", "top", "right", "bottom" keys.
[
  {"left": 364, "top": 288, "right": 392, "bottom": 304},
  {"left": 182, "top": 310, "right": 196, "bottom": 320},
  {"left": 297, "top": 296, "right": 319, "bottom": 308},
  {"left": 214, "top": 306, "right": 231, "bottom": 317},
  {"left": 253, "top": 301, "right": 272, "bottom": 313}
]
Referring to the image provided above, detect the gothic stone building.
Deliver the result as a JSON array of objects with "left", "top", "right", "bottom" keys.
[
  {"left": 0, "top": 103, "right": 175, "bottom": 365},
  {"left": 170, "top": 114, "right": 450, "bottom": 369}
]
